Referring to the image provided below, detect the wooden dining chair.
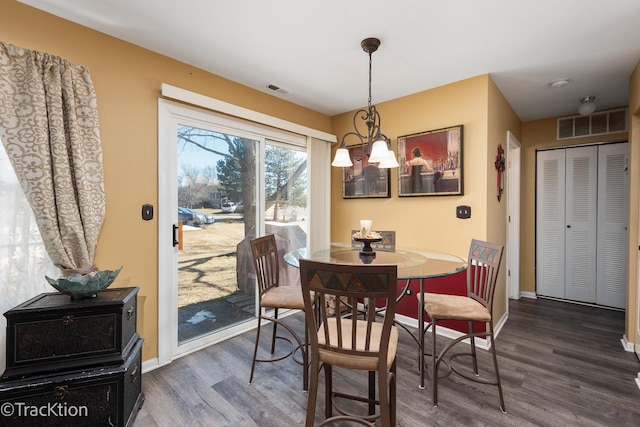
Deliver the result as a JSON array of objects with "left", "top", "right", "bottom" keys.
[
  {"left": 419, "top": 239, "right": 505, "bottom": 411},
  {"left": 249, "top": 234, "right": 308, "bottom": 390},
  {"left": 299, "top": 259, "right": 398, "bottom": 427}
]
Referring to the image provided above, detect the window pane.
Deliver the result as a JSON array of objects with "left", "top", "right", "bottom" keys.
[
  {"left": 264, "top": 143, "right": 307, "bottom": 287},
  {"left": 176, "top": 125, "right": 257, "bottom": 344}
]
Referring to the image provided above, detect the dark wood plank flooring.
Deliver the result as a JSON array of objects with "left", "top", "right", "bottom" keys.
[{"left": 134, "top": 298, "right": 640, "bottom": 426}]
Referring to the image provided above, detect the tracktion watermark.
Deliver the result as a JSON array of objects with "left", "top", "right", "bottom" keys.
[{"left": 1, "top": 401, "right": 88, "bottom": 418}]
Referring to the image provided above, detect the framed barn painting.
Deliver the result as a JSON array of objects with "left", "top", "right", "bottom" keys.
[
  {"left": 397, "top": 125, "right": 463, "bottom": 196},
  {"left": 342, "top": 145, "right": 391, "bottom": 199}
]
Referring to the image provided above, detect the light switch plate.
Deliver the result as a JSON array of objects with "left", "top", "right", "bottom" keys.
[{"left": 142, "top": 204, "right": 154, "bottom": 221}]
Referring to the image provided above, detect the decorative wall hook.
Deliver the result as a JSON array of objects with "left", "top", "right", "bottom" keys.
[{"left": 494, "top": 144, "right": 505, "bottom": 201}]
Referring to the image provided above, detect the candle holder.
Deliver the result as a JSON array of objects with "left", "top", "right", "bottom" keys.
[{"left": 354, "top": 236, "right": 383, "bottom": 256}]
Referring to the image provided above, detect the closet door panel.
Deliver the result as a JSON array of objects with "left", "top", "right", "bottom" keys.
[
  {"left": 597, "top": 143, "right": 628, "bottom": 308},
  {"left": 564, "top": 146, "right": 598, "bottom": 303},
  {"left": 536, "top": 150, "right": 566, "bottom": 299}
]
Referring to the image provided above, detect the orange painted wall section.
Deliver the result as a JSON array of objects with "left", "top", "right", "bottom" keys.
[{"left": 0, "top": 0, "right": 331, "bottom": 363}]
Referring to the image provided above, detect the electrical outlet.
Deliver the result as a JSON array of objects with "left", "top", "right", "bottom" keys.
[{"left": 456, "top": 205, "right": 471, "bottom": 219}]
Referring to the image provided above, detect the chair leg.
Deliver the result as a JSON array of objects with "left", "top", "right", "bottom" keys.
[
  {"left": 270, "top": 308, "right": 279, "bottom": 354},
  {"left": 390, "top": 360, "right": 397, "bottom": 427},
  {"left": 432, "top": 320, "right": 438, "bottom": 407},
  {"left": 488, "top": 324, "right": 506, "bottom": 412},
  {"left": 418, "top": 293, "right": 426, "bottom": 389},
  {"left": 249, "top": 314, "right": 263, "bottom": 384},
  {"left": 368, "top": 371, "right": 376, "bottom": 415},
  {"left": 300, "top": 315, "right": 309, "bottom": 391},
  {"left": 469, "top": 320, "right": 478, "bottom": 375},
  {"left": 324, "top": 364, "right": 333, "bottom": 419},
  {"left": 306, "top": 355, "right": 320, "bottom": 427},
  {"left": 378, "top": 369, "right": 390, "bottom": 427}
]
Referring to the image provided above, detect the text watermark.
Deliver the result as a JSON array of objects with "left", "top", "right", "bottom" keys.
[{"left": 1, "top": 401, "right": 88, "bottom": 418}]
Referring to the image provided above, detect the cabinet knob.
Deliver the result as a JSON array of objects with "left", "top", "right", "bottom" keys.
[
  {"left": 62, "top": 315, "right": 73, "bottom": 326},
  {"left": 127, "top": 307, "right": 135, "bottom": 320},
  {"left": 54, "top": 385, "right": 69, "bottom": 401}
]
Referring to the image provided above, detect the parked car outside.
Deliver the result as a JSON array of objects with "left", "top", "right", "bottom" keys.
[
  {"left": 221, "top": 202, "right": 236, "bottom": 213},
  {"left": 178, "top": 207, "right": 200, "bottom": 226},
  {"left": 235, "top": 201, "right": 243, "bottom": 213},
  {"left": 184, "top": 207, "right": 207, "bottom": 225},
  {"left": 202, "top": 212, "right": 215, "bottom": 224},
  {"left": 189, "top": 208, "right": 215, "bottom": 224}
]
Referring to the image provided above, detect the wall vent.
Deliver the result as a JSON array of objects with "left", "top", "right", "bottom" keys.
[{"left": 557, "top": 108, "right": 627, "bottom": 140}]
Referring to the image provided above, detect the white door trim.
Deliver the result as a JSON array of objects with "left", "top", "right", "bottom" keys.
[{"left": 506, "top": 131, "right": 521, "bottom": 300}]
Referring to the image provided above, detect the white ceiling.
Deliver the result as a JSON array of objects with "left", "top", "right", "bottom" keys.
[{"left": 20, "top": 0, "right": 640, "bottom": 122}]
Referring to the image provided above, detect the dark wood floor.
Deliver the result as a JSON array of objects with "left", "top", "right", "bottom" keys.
[{"left": 134, "top": 298, "right": 640, "bottom": 426}]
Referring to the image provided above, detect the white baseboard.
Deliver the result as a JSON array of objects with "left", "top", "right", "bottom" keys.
[
  {"left": 142, "top": 357, "right": 170, "bottom": 374},
  {"left": 620, "top": 334, "right": 634, "bottom": 352},
  {"left": 519, "top": 291, "right": 537, "bottom": 299},
  {"left": 394, "top": 313, "right": 491, "bottom": 350}
]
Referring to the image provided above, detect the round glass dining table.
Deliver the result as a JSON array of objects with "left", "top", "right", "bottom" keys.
[
  {"left": 284, "top": 243, "right": 468, "bottom": 389},
  {"left": 284, "top": 243, "right": 467, "bottom": 280}
]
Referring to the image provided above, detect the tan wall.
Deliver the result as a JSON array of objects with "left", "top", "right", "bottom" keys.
[
  {"left": 1, "top": 0, "right": 332, "bottom": 363},
  {"left": 5, "top": 0, "right": 638, "bottom": 360},
  {"left": 487, "top": 78, "right": 522, "bottom": 321},
  {"left": 627, "top": 60, "right": 640, "bottom": 344},
  {"left": 330, "top": 75, "right": 490, "bottom": 258},
  {"left": 330, "top": 75, "right": 520, "bottom": 324}
]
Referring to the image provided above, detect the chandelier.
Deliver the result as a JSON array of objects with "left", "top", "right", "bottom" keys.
[{"left": 331, "top": 38, "right": 399, "bottom": 169}]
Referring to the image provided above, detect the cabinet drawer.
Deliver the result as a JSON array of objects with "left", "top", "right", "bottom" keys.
[
  {"left": 3, "top": 288, "right": 139, "bottom": 380},
  {"left": 0, "top": 338, "right": 144, "bottom": 426}
]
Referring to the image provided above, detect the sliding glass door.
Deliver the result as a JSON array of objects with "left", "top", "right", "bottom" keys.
[
  {"left": 176, "top": 125, "right": 258, "bottom": 345},
  {"left": 158, "top": 99, "right": 310, "bottom": 361}
]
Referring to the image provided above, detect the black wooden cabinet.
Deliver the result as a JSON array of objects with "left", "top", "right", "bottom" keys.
[
  {"left": 0, "top": 287, "right": 144, "bottom": 426},
  {"left": 3, "top": 287, "right": 139, "bottom": 380}
]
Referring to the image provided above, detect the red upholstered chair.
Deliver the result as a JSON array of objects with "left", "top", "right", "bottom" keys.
[
  {"left": 299, "top": 259, "right": 398, "bottom": 427},
  {"left": 249, "top": 234, "right": 308, "bottom": 390},
  {"left": 419, "top": 239, "right": 505, "bottom": 411}
]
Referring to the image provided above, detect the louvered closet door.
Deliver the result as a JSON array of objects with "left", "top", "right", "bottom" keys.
[
  {"left": 536, "top": 149, "right": 566, "bottom": 299},
  {"left": 596, "top": 143, "right": 628, "bottom": 308},
  {"left": 564, "top": 146, "right": 598, "bottom": 303}
]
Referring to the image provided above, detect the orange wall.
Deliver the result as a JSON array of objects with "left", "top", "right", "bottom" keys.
[
  {"left": 6, "top": 0, "right": 638, "bottom": 358},
  {"left": 330, "top": 76, "right": 489, "bottom": 257},
  {"left": 1, "top": 0, "right": 332, "bottom": 363},
  {"left": 487, "top": 78, "right": 522, "bottom": 318},
  {"left": 330, "top": 75, "right": 520, "bottom": 324}
]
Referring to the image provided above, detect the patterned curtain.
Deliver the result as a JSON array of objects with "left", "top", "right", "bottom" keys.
[{"left": 0, "top": 42, "right": 105, "bottom": 274}]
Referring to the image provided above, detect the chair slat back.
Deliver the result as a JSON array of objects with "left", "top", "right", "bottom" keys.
[
  {"left": 467, "top": 239, "right": 504, "bottom": 313},
  {"left": 250, "top": 235, "right": 280, "bottom": 297},
  {"left": 299, "top": 260, "right": 397, "bottom": 359}
]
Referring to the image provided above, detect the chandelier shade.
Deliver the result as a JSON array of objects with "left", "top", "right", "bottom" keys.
[
  {"left": 377, "top": 145, "right": 400, "bottom": 168},
  {"left": 332, "top": 38, "right": 399, "bottom": 168},
  {"left": 331, "top": 146, "right": 353, "bottom": 167}
]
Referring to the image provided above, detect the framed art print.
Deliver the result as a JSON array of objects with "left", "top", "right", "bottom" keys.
[
  {"left": 397, "top": 125, "right": 463, "bottom": 196},
  {"left": 342, "top": 145, "right": 391, "bottom": 198}
]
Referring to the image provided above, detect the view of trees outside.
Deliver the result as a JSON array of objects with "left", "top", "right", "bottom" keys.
[
  {"left": 265, "top": 146, "right": 307, "bottom": 222},
  {"left": 177, "top": 126, "right": 307, "bottom": 232},
  {"left": 176, "top": 124, "right": 308, "bottom": 341}
]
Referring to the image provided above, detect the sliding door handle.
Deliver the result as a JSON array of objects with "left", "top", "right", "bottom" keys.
[{"left": 173, "top": 224, "right": 179, "bottom": 247}]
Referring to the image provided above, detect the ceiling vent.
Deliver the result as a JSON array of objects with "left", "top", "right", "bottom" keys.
[
  {"left": 266, "top": 84, "right": 289, "bottom": 95},
  {"left": 557, "top": 108, "right": 627, "bottom": 140}
]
